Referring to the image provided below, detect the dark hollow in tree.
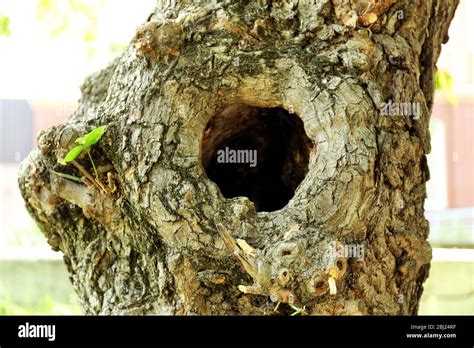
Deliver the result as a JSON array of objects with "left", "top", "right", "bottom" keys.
[{"left": 202, "top": 105, "right": 313, "bottom": 212}]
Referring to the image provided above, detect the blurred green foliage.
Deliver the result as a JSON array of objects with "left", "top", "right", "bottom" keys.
[
  {"left": 35, "top": 0, "right": 105, "bottom": 56},
  {"left": 0, "top": 0, "right": 133, "bottom": 57},
  {"left": 435, "top": 70, "right": 457, "bottom": 106},
  {"left": 36, "top": 0, "right": 100, "bottom": 40},
  {"left": 0, "top": 293, "right": 81, "bottom": 315},
  {"left": 0, "top": 14, "right": 10, "bottom": 36},
  {"left": 0, "top": 260, "right": 82, "bottom": 315}
]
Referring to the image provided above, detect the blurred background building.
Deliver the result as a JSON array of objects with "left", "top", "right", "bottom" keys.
[{"left": 0, "top": 0, "right": 473, "bottom": 314}]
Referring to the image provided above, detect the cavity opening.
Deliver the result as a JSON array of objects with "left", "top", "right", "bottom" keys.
[{"left": 201, "top": 104, "right": 313, "bottom": 212}]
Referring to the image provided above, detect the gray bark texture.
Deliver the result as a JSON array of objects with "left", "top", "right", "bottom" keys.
[{"left": 19, "top": 0, "right": 458, "bottom": 315}]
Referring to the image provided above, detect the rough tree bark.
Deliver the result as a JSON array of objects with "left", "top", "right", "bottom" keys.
[{"left": 19, "top": 0, "right": 458, "bottom": 315}]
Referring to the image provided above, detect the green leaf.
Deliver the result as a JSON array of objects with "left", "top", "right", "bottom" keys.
[
  {"left": 63, "top": 145, "right": 85, "bottom": 163},
  {"left": 75, "top": 126, "right": 106, "bottom": 148},
  {"left": 36, "top": 0, "right": 56, "bottom": 21},
  {"left": 0, "top": 15, "right": 11, "bottom": 36}
]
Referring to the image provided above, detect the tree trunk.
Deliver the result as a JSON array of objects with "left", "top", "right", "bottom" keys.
[{"left": 19, "top": 0, "right": 458, "bottom": 315}]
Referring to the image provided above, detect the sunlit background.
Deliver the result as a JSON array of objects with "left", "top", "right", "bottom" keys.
[{"left": 0, "top": 0, "right": 473, "bottom": 315}]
